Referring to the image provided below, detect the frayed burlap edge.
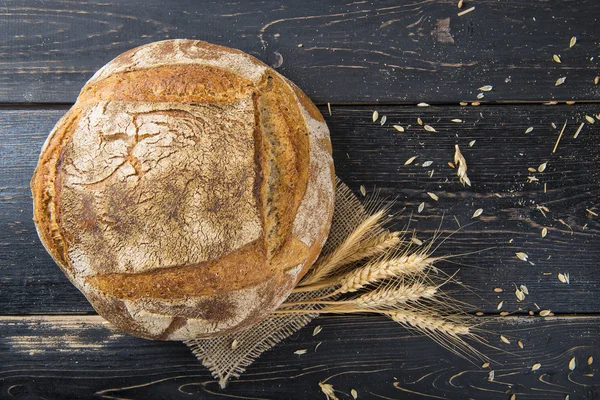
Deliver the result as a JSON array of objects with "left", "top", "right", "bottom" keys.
[{"left": 184, "top": 178, "right": 366, "bottom": 388}]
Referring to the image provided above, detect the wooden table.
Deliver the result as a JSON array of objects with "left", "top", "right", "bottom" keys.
[{"left": 1, "top": 1, "right": 599, "bottom": 399}]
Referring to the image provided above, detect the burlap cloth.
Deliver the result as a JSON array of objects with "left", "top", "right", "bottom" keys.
[{"left": 185, "top": 178, "right": 366, "bottom": 388}]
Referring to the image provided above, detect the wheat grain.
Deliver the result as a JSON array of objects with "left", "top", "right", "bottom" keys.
[
  {"left": 477, "top": 93, "right": 484, "bottom": 99},
  {"left": 418, "top": 202, "right": 425, "bottom": 213},
  {"left": 494, "top": 288, "right": 503, "bottom": 293},
  {"left": 454, "top": 145, "right": 471, "bottom": 186},
  {"left": 588, "top": 356, "right": 593, "bottom": 365},
  {"left": 360, "top": 185, "right": 366, "bottom": 196},
  {"left": 405, "top": 155, "right": 418, "bottom": 165},
  {"left": 569, "top": 357, "right": 576, "bottom": 370},
  {"left": 570, "top": 36, "right": 577, "bottom": 48},
  {"left": 538, "top": 161, "right": 548, "bottom": 172},
  {"left": 553, "top": 54, "right": 561, "bottom": 63},
  {"left": 500, "top": 335, "right": 510, "bottom": 344},
  {"left": 518, "top": 340, "right": 524, "bottom": 349},
  {"left": 585, "top": 115, "right": 595, "bottom": 124},
  {"left": 294, "top": 349, "right": 307, "bottom": 355},
  {"left": 351, "top": 389, "right": 358, "bottom": 399},
  {"left": 525, "top": 127, "right": 534, "bottom": 134},
  {"left": 427, "top": 192, "right": 439, "bottom": 201},
  {"left": 479, "top": 85, "right": 493, "bottom": 92},
  {"left": 532, "top": 363, "right": 541, "bottom": 371},
  {"left": 539, "top": 309, "right": 551, "bottom": 317},
  {"left": 468, "top": 140, "right": 476, "bottom": 147},
  {"left": 515, "top": 252, "right": 528, "bottom": 261},
  {"left": 313, "top": 325, "right": 322, "bottom": 336},
  {"left": 380, "top": 115, "right": 387, "bottom": 125},
  {"left": 482, "top": 362, "right": 490, "bottom": 368},
  {"left": 472, "top": 208, "right": 483, "bottom": 218},
  {"left": 418, "top": 102, "right": 430, "bottom": 107},
  {"left": 393, "top": 125, "right": 405, "bottom": 132},
  {"left": 424, "top": 124, "right": 436, "bottom": 132},
  {"left": 422, "top": 161, "right": 433, "bottom": 167},
  {"left": 372, "top": 111, "right": 379, "bottom": 122},
  {"left": 555, "top": 77, "right": 567, "bottom": 86},
  {"left": 458, "top": 0, "right": 463, "bottom": 8},
  {"left": 451, "top": 118, "right": 463, "bottom": 123}
]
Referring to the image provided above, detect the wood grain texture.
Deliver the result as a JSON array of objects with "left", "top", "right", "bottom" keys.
[
  {"left": 2, "top": 0, "right": 600, "bottom": 104},
  {"left": 0, "top": 315, "right": 598, "bottom": 399},
  {"left": 1, "top": 104, "right": 599, "bottom": 315}
]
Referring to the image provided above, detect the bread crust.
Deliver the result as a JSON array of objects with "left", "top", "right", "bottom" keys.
[{"left": 31, "top": 40, "right": 334, "bottom": 340}]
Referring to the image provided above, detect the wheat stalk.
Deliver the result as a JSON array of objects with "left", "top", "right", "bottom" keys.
[
  {"left": 299, "top": 210, "right": 387, "bottom": 286},
  {"left": 280, "top": 281, "right": 437, "bottom": 309}
]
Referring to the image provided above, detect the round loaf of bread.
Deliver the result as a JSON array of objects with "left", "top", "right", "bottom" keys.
[{"left": 31, "top": 39, "right": 335, "bottom": 340}]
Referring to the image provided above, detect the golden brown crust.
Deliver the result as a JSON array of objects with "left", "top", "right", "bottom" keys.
[
  {"left": 31, "top": 39, "right": 334, "bottom": 340},
  {"left": 79, "top": 65, "right": 256, "bottom": 105}
]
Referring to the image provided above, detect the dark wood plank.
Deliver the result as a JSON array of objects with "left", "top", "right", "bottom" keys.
[
  {"left": 2, "top": 0, "right": 600, "bottom": 104},
  {"left": 0, "top": 315, "right": 598, "bottom": 399},
  {"left": 1, "top": 104, "right": 599, "bottom": 315}
]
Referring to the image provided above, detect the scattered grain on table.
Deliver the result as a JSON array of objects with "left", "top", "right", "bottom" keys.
[
  {"left": 497, "top": 300, "right": 503, "bottom": 310},
  {"left": 451, "top": 118, "right": 463, "bottom": 123},
  {"left": 494, "top": 287, "right": 503, "bottom": 293},
  {"left": 380, "top": 115, "right": 387, "bottom": 125},
  {"left": 500, "top": 335, "right": 510, "bottom": 344},
  {"left": 525, "top": 127, "right": 534, "bottom": 134},
  {"left": 538, "top": 161, "right": 548, "bottom": 172},
  {"left": 313, "top": 326, "right": 322, "bottom": 336},
  {"left": 427, "top": 192, "right": 439, "bottom": 201},
  {"left": 351, "top": 389, "right": 358, "bottom": 399},
  {"left": 404, "top": 155, "right": 418, "bottom": 165},
  {"left": 418, "top": 202, "right": 425, "bottom": 213},
  {"left": 555, "top": 77, "right": 567, "bottom": 86},
  {"left": 570, "top": 36, "right": 577, "bottom": 48},
  {"left": 539, "top": 310, "right": 551, "bottom": 317},
  {"left": 553, "top": 54, "right": 562, "bottom": 63},
  {"left": 541, "top": 227, "right": 548, "bottom": 238},
  {"left": 360, "top": 185, "right": 366, "bottom": 196},
  {"left": 468, "top": 140, "right": 476, "bottom": 147},
  {"left": 472, "top": 208, "right": 483, "bottom": 218},
  {"left": 294, "top": 349, "right": 307, "bottom": 355},
  {"left": 569, "top": 357, "right": 576, "bottom": 370},
  {"left": 585, "top": 115, "right": 595, "bottom": 124},
  {"left": 518, "top": 340, "right": 524, "bottom": 349},
  {"left": 417, "top": 102, "right": 430, "bottom": 107},
  {"left": 515, "top": 252, "right": 529, "bottom": 261},
  {"left": 422, "top": 160, "right": 433, "bottom": 167},
  {"left": 532, "top": 363, "right": 542, "bottom": 371},
  {"left": 393, "top": 125, "right": 404, "bottom": 132},
  {"left": 372, "top": 111, "right": 379, "bottom": 122},
  {"left": 479, "top": 85, "right": 493, "bottom": 92}
]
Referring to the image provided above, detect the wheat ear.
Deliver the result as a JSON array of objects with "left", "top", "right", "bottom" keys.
[
  {"left": 332, "top": 252, "right": 435, "bottom": 295},
  {"left": 299, "top": 210, "right": 387, "bottom": 286},
  {"left": 338, "top": 230, "right": 402, "bottom": 265}
]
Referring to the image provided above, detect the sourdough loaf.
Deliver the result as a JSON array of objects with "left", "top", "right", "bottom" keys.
[{"left": 31, "top": 40, "right": 335, "bottom": 340}]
